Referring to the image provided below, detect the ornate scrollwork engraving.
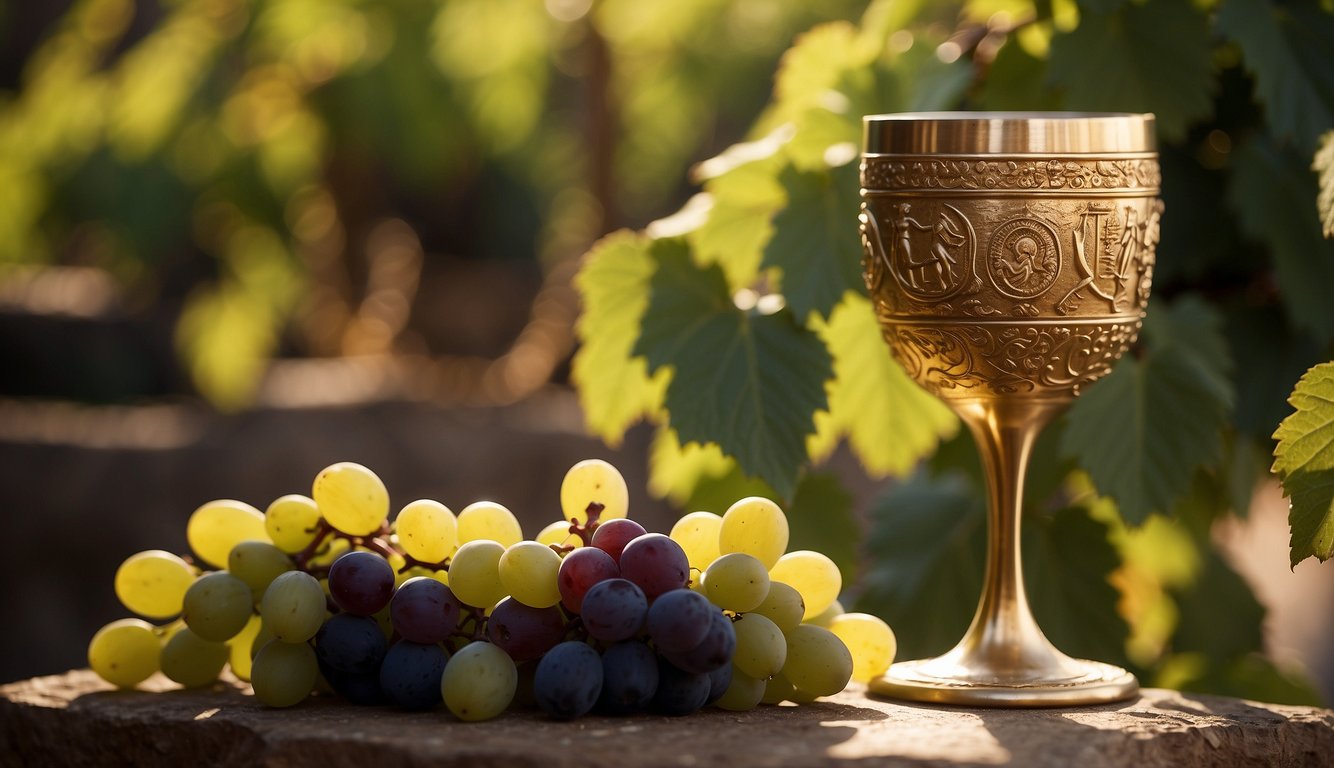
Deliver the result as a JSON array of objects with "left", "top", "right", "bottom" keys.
[{"left": 861, "top": 156, "right": 1161, "bottom": 192}]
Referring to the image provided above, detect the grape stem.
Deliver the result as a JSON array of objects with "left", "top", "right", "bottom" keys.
[{"left": 548, "top": 502, "right": 605, "bottom": 555}]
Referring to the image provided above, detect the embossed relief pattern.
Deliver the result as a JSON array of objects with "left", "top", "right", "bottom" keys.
[{"left": 860, "top": 156, "right": 1161, "bottom": 192}]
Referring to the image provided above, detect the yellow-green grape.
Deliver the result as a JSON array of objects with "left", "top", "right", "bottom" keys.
[
  {"left": 187, "top": 499, "right": 267, "bottom": 568},
  {"left": 499, "top": 541, "right": 562, "bottom": 608},
  {"left": 827, "top": 612, "right": 897, "bottom": 683},
  {"left": 88, "top": 618, "right": 160, "bottom": 688},
  {"left": 702, "top": 552, "right": 770, "bottom": 613},
  {"left": 732, "top": 613, "right": 787, "bottom": 680},
  {"left": 114, "top": 550, "right": 196, "bottom": 620},
  {"left": 264, "top": 494, "right": 322, "bottom": 554},
  {"left": 251, "top": 639, "right": 318, "bottom": 707},
  {"left": 441, "top": 641, "right": 517, "bottom": 721},
  {"left": 669, "top": 511, "right": 722, "bottom": 571},
  {"left": 309, "top": 537, "right": 351, "bottom": 569},
  {"left": 781, "top": 624, "right": 853, "bottom": 698},
  {"left": 260, "top": 571, "right": 326, "bottom": 643},
  {"left": 457, "top": 501, "right": 523, "bottom": 547},
  {"left": 719, "top": 497, "right": 788, "bottom": 569},
  {"left": 447, "top": 540, "right": 507, "bottom": 609},
  {"left": 158, "top": 618, "right": 186, "bottom": 643},
  {"left": 227, "top": 541, "right": 293, "bottom": 602},
  {"left": 395, "top": 499, "right": 458, "bottom": 563},
  {"left": 807, "top": 599, "right": 844, "bottom": 627},
  {"left": 311, "top": 461, "right": 389, "bottom": 537},
  {"left": 559, "top": 458, "right": 629, "bottom": 524},
  {"left": 536, "top": 520, "right": 576, "bottom": 548},
  {"left": 160, "top": 628, "right": 229, "bottom": 688},
  {"left": 228, "top": 614, "right": 264, "bottom": 681},
  {"left": 769, "top": 550, "right": 842, "bottom": 621},
  {"left": 715, "top": 667, "right": 765, "bottom": 711},
  {"left": 761, "top": 673, "right": 795, "bottom": 705},
  {"left": 249, "top": 621, "right": 276, "bottom": 661},
  {"left": 181, "top": 571, "right": 254, "bottom": 642},
  {"left": 752, "top": 581, "right": 804, "bottom": 633}
]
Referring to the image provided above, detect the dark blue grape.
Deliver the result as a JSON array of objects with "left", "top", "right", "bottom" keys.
[
  {"left": 706, "top": 661, "right": 732, "bottom": 706},
  {"left": 378, "top": 641, "right": 448, "bottom": 710},
  {"left": 315, "top": 613, "right": 387, "bottom": 675},
  {"left": 646, "top": 588, "right": 713, "bottom": 654},
  {"left": 619, "top": 534, "right": 689, "bottom": 600},
  {"left": 319, "top": 661, "right": 387, "bottom": 706},
  {"left": 664, "top": 608, "right": 735, "bottom": 674},
  {"left": 558, "top": 547, "right": 619, "bottom": 614},
  {"left": 651, "top": 656, "right": 710, "bottom": 716},
  {"left": 597, "top": 640, "right": 658, "bottom": 715},
  {"left": 533, "top": 641, "right": 603, "bottom": 720},
  {"left": 487, "top": 597, "right": 566, "bottom": 663},
  {"left": 590, "top": 518, "right": 647, "bottom": 564},
  {"left": 580, "top": 578, "right": 647, "bottom": 643},
  {"left": 328, "top": 551, "right": 395, "bottom": 616},
  {"left": 390, "top": 577, "right": 462, "bottom": 643}
]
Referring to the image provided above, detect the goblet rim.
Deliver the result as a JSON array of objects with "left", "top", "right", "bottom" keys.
[{"left": 863, "top": 111, "right": 1156, "bottom": 155}]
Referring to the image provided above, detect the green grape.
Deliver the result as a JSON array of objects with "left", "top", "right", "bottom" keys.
[
  {"left": 395, "top": 499, "right": 458, "bottom": 563},
  {"left": 457, "top": 501, "right": 523, "bottom": 546},
  {"left": 761, "top": 672, "right": 795, "bottom": 705},
  {"left": 732, "top": 613, "right": 787, "bottom": 680},
  {"left": 441, "top": 641, "right": 517, "bottom": 721},
  {"left": 719, "top": 497, "right": 788, "bottom": 569},
  {"left": 264, "top": 494, "right": 322, "bottom": 554},
  {"left": 702, "top": 552, "right": 770, "bottom": 613},
  {"left": 88, "top": 618, "right": 160, "bottom": 688},
  {"left": 827, "top": 612, "right": 897, "bottom": 683},
  {"left": 187, "top": 499, "right": 267, "bottom": 568},
  {"left": 311, "top": 461, "right": 389, "bottom": 536},
  {"left": 228, "top": 614, "right": 264, "bottom": 681},
  {"left": 498, "top": 541, "right": 562, "bottom": 608},
  {"left": 536, "top": 520, "right": 576, "bottom": 548},
  {"left": 181, "top": 571, "right": 254, "bottom": 642},
  {"left": 260, "top": 571, "right": 326, "bottom": 643},
  {"left": 227, "top": 541, "right": 293, "bottom": 602},
  {"left": 448, "top": 540, "right": 507, "bottom": 609},
  {"left": 669, "top": 511, "right": 722, "bottom": 571},
  {"left": 114, "top": 550, "right": 196, "bottom": 620},
  {"left": 781, "top": 625, "right": 853, "bottom": 698},
  {"left": 715, "top": 667, "right": 766, "bottom": 711},
  {"left": 160, "top": 628, "right": 229, "bottom": 688},
  {"left": 769, "top": 550, "right": 842, "bottom": 621},
  {"left": 807, "top": 599, "right": 844, "bottom": 627},
  {"left": 752, "top": 581, "right": 804, "bottom": 633},
  {"left": 559, "top": 458, "right": 628, "bottom": 524},
  {"left": 251, "top": 639, "right": 318, "bottom": 707},
  {"left": 309, "top": 536, "right": 351, "bottom": 568}
]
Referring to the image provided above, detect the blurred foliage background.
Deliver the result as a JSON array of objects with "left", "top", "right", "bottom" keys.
[{"left": 2, "top": 0, "right": 1332, "bottom": 707}]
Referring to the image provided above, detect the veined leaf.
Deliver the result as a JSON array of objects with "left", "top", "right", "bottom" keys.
[
  {"left": 634, "top": 245, "right": 832, "bottom": 499},
  {"left": 647, "top": 427, "right": 772, "bottom": 511},
  {"left": 1048, "top": 0, "right": 1214, "bottom": 140},
  {"left": 1272, "top": 362, "right": 1334, "bottom": 567},
  {"left": 1316, "top": 130, "right": 1334, "bottom": 238},
  {"left": 1170, "top": 550, "right": 1264, "bottom": 664},
  {"left": 1062, "top": 298, "right": 1234, "bottom": 526},
  {"left": 689, "top": 145, "right": 787, "bottom": 291},
  {"left": 809, "top": 292, "right": 957, "bottom": 477},
  {"left": 762, "top": 162, "right": 864, "bottom": 322},
  {"left": 571, "top": 231, "right": 669, "bottom": 446},
  {"left": 1216, "top": 0, "right": 1334, "bottom": 155}
]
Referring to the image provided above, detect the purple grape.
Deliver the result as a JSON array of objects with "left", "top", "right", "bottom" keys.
[
  {"left": 664, "top": 608, "right": 734, "bottom": 674},
  {"left": 328, "top": 551, "right": 395, "bottom": 616},
  {"left": 580, "top": 578, "right": 647, "bottom": 643},
  {"left": 590, "top": 518, "right": 647, "bottom": 564},
  {"left": 487, "top": 597, "right": 566, "bottom": 663},
  {"left": 651, "top": 656, "right": 710, "bottom": 716},
  {"left": 646, "top": 588, "right": 713, "bottom": 654},
  {"left": 706, "top": 661, "right": 732, "bottom": 706},
  {"left": 315, "top": 613, "right": 387, "bottom": 675},
  {"left": 379, "top": 640, "right": 449, "bottom": 710},
  {"left": 619, "top": 534, "right": 689, "bottom": 600},
  {"left": 318, "top": 661, "right": 387, "bottom": 706},
  {"left": 534, "top": 641, "right": 603, "bottom": 720},
  {"left": 390, "top": 577, "right": 462, "bottom": 643},
  {"left": 598, "top": 640, "right": 658, "bottom": 715},
  {"left": 557, "top": 547, "right": 619, "bottom": 614}
]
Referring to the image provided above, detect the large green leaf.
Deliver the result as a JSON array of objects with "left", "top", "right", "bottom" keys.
[
  {"left": 571, "top": 232, "right": 669, "bottom": 445},
  {"left": 689, "top": 140, "right": 787, "bottom": 292},
  {"left": 1316, "top": 130, "right": 1334, "bottom": 238},
  {"left": 647, "top": 427, "right": 774, "bottom": 512},
  {"left": 1048, "top": 0, "right": 1214, "bottom": 140},
  {"left": 634, "top": 244, "right": 833, "bottom": 499},
  {"left": 1272, "top": 362, "right": 1334, "bottom": 567},
  {"left": 1062, "top": 298, "right": 1234, "bottom": 526},
  {"left": 1216, "top": 0, "right": 1334, "bottom": 155},
  {"left": 809, "top": 292, "right": 957, "bottom": 477},
  {"left": 1170, "top": 549, "right": 1264, "bottom": 664},
  {"left": 1229, "top": 136, "right": 1334, "bottom": 339},
  {"left": 787, "top": 471, "right": 859, "bottom": 583},
  {"left": 977, "top": 37, "right": 1063, "bottom": 112}
]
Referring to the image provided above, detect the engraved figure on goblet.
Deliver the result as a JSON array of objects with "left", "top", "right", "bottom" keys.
[{"left": 860, "top": 112, "right": 1161, "bottom": 707}]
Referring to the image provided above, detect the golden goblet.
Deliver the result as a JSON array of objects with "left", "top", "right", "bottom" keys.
[{"left": 859, "top": 112, "right": 1161, "bottom": 706}]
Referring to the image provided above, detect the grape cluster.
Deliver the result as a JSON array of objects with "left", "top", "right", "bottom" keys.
[{"left": 89, "top": 459, "right": 896, "bottom": 720}]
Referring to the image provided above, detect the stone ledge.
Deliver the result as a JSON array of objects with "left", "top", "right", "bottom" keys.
[{"left": 3, "top": 670, "right": 1332, "bottom": 767}]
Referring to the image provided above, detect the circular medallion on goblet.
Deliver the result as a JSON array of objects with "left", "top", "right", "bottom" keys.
[{"left": 860, "top": 112, "right": 1161, "bottom": 706}]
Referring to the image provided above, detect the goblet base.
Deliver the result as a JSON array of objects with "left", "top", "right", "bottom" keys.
[{"left": 869, "top": 658, "right": 1138, "bottom": 708}]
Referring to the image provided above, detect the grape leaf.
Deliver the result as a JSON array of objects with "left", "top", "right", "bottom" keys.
[
  {"left": 1062, "top": 298, "right": 1234, "bottom": 526},
  {"left": 647, "top": 427, "right": 773, "bottom": 511},
  {"left": 1316, "top": 130, "right": 1334, "bottom": 238},
  {"left": 571, "top": 231, "right": 669, "bottom": 446},
  {"left": 1215, "top": 0, "right": 1334, "bottom": 155},
  {"left": 634, "top": 244, "right": 833, "bottom": 499},
  {"left": 977, "top": 37, "right": 1063, "bottom": 112},
  {"left": 1272, "top": 362, "right": 1334, "bottom": 567},
  {"left": 762, "top": 161, "right": 864, "bottom": 322},
  {"left": 1228, "top": 136, "right": 1334, "bottom": 339},
  {"left": 1047, "top": 0, "right": 1214, "bottom": 140},
  {"left": 689, "top": 144, "right": 787, "bottom": 291},
  {"left": 1170, "top": 549, "right": 1264, "bottom": 663},
  {"left": 808, "top": 292, "right": 957, "bottom": 477},
  {"left": 787, "top": 471, "right": 859, "bottom": 583}
]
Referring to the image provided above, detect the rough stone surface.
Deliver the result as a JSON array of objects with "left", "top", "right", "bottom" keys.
[{"left": 3, "top": 671, "right": 1332, "bottom": 767}]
